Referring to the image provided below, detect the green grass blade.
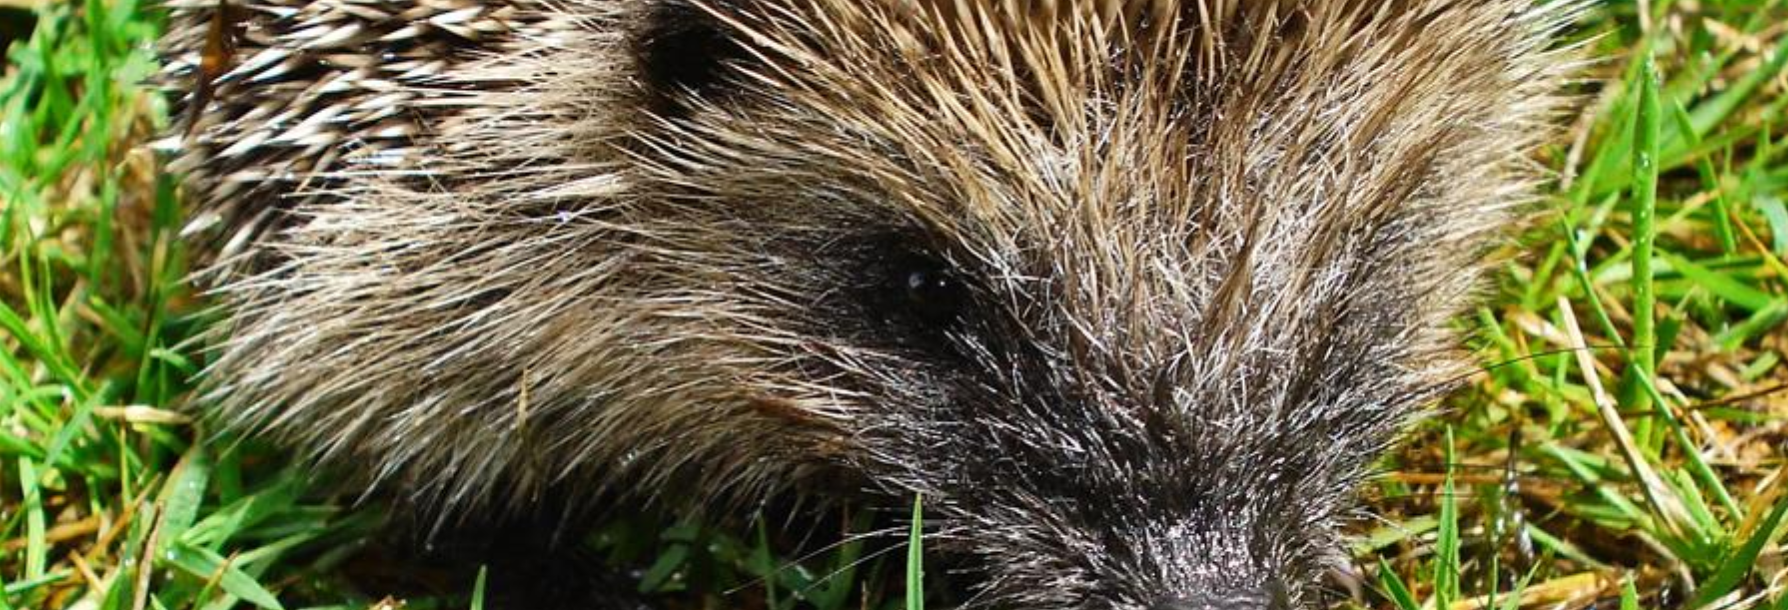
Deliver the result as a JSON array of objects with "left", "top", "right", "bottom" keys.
[
  {"left": 1376, "top": 558, "right": 1421, "bottom": 610},
  {"left": 1434, "top": 427, "right": 1460, "bottom": 609},
  {"left": 907, "top": 494, "right": 924, "bottom": 610},
  {"left": 1687, "top": 489, "right": 1788, "bottom": 609},
  {"left": 472, "top": 565, "right": 489, "bottom": 610},
  {"left": 156, "top": 445, "right": 213, "bottom": 552},
  {"left": 1631, "top": 46, "right": 1662, "bottom": 391},
  {"left": 1656, "top": 251, "right": 1781, "bottom": 312},
  {"left": 162, "top": 542, "right": 286, "bottom": 610},
  {"left": 14, "top": 459, "right": 43, "bottom": 581}
]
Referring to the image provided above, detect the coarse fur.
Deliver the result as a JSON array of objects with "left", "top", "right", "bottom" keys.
[{"left": 159, "top": 1, "right": 1583, "bottom": 608}]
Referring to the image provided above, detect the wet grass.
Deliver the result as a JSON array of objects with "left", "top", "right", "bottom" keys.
[{"left": 0, "top": 0, "right": 1784, "bottom": 609}]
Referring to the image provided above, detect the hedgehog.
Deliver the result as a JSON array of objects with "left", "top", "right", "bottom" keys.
[{"left": 158, "top": 1, "right": 1580, "bottom": 608}]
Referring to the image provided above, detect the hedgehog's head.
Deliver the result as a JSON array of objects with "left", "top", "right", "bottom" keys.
[
  {"left": 196, "top": 0, "right": 1568, "bottom": 607},
  {"left": 597, "top": 1, "right": 1569, "bottom": 608}
]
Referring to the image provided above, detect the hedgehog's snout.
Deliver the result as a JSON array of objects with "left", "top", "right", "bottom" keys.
[
  {"left": 1094, "top": 518, "right": 1302, "bottom": 610},
  {"left": 1147, "top": 579, "right": 1290, "bottom": 610},
  {"left": 1135, "top": 576, "right": 1290, "bottom": 610},
  {"left": 1147, "top": 594, "right": 1273, "bottom": 610}
]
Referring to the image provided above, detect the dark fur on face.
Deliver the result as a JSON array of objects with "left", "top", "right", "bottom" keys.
[{"left": 160, "top": 1, "right": 1581, "bottom": 608}]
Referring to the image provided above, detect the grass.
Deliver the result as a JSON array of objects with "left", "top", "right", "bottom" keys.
[{"left": 0, "top": 0, "right": 1785, "bottom": 609}]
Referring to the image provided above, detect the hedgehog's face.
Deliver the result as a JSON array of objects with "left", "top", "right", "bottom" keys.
[
  {"left": 612, "top": 1, "right": 1526, "bottom": 609},
  {"left": 787, "top": 230, "right": 1367, "bottom": 610}
]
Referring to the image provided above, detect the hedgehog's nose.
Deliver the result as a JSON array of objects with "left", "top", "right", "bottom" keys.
[
  {"left": 1150, "top": 600, "right": 1234, "bottom": 610},
  {"left": 1149, "top": 589, "right": 1282, "bottom": 610},
  {"left": 1148, "top": 600, "right": 1258, "bottom": 610}
]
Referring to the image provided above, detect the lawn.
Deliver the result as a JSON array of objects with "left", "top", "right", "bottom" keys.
[{"left": 0, "top": 0, "right": 1785, "bottom": 609}]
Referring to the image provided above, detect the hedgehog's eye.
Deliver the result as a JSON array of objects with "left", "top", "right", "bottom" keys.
[{"left": 899, "top": 265, "right": 966, "bottom": 324}]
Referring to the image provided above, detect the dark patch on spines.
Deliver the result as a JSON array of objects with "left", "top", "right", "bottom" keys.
[{"left": 632, "top": 0, "right": 751, "bottom": 118}]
